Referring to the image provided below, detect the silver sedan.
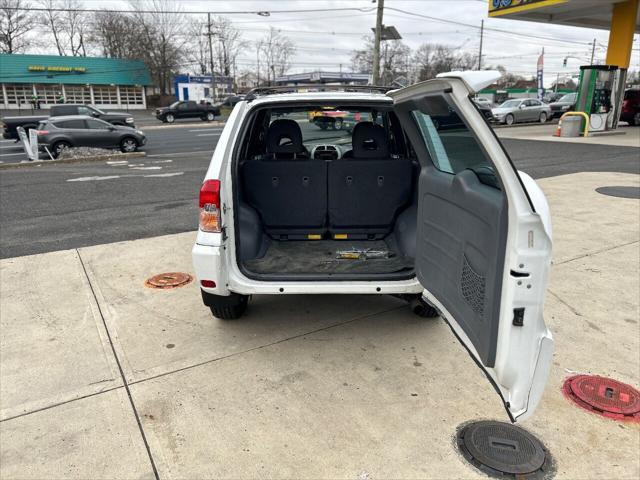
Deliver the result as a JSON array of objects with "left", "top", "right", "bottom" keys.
[{"left": 491, "top": 98, "right": 551, "bottom": 125}]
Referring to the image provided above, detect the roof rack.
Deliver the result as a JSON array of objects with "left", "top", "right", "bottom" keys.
[{"left": 244, "top": 84, "right": 393, "bottom": 101}]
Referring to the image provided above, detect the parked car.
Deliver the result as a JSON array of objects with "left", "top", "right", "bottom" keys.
[
  {"left": 473, "top": 97, "right": 493, "bottom": 108},
  {"left": 1, "top": 104, "right": 135, "bottom": 140},
  {"left": 549, "top": 92, "right": 578, "bottom": 118},
  {"left": 191, "top": 72, "right": 554, "bottom": 423},
  {"left": 216, "top": 94, "right": 245, "bottom": 107},
  {"left": 155, "top": 100, "right": 220, "bottom": 123},
  {"left": 621, "top": 89, "right": 640, "bottom": 126},
  {"left": 35, "top": 116, "right": 146, "bottom": 158},
  {"left": 491, "top": 98, "right": 551, "bottom": 125}
]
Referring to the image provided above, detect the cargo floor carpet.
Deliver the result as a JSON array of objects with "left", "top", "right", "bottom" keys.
[{"left": 244, "top": 240, "right": 413, "bottom": 274}]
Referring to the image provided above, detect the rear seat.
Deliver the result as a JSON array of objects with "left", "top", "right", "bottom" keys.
[
  {"left": 242, "top": 119, "right": 327, "bottom": 239},
  {"left": 327, "top": 122, "right": 412, "bottom": 239}
]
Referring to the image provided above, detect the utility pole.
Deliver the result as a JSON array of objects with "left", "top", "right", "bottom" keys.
[
  {"left": 207, "top": 13, "right": 215, "bottom": 99},
  {"left": 372, "top": 0, "right": 384, "bottom": 85},
  {"left": 590, "top": 38, "right": 596, "bottom": 65},
  {"left": 478, "top": 19, "right": 484, "bottom": 70}
]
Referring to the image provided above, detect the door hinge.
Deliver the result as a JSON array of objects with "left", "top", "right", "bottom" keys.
[{"left": 512, "top": 308, "right": 525, "bottom": 327}]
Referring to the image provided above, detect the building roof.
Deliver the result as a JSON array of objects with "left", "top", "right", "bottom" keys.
[{"left": 0, "top": 54, "right": 152, "bottom": 85}]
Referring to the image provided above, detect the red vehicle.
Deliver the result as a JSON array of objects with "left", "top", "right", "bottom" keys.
[{"left": 621, "top": 89, "right": 640, "bottom": 126}]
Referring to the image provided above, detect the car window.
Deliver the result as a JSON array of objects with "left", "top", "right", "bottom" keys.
[
  {"left": 529, "top": 100, "right": 541, "bottom": 106},
  {"left": 559, "top": 93, "right": 577, "bottom": 103},
  {"left": 86, "top": 119, "right": 109, "bottom": 129},
  {"left": 624, "top": 90, "right": 640, "bottom": 100},
  {"left": 53, "top": 119, "right": 86, "bottom": 129},
  {"left": 500, "top": 100, "right": 520, "bottom": 108},
  {"left": 77, "top": 106, "right": 92, "bottom": 115},
  {"left": 177, "top": 103, "right": 189, "bottom": 110},
  {"left": 410, "top": 94, "right": 499, "bottom": 189}
]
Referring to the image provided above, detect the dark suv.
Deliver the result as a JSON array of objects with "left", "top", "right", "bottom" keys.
[
  {"left": 155, "top": 101, "right": 220, "bottom": 123},
  {"left": 36, "top": 116, "right": 146, "bottom": 157},
  {"left": 621, "top": 89, "right": 640, "bottom": 126}
]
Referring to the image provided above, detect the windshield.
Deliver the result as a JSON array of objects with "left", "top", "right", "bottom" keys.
[
  {"left": 499, "top": 100, "right": 521, "bottom": 108},
  {"left": 169, "top": 101, "right": 180, "bottom": 108},
  {"left": 558, "top": 93, "right": 577, "bottom": 103}
]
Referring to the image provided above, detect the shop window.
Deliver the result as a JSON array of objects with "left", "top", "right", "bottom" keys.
[
  {"left": 119, "top": 86, "right": 144, "bottom": 105},
  {"left": 34, "top": 84, "right": 62, "bottom": 104},
  {"left": 93, "top": 85, "right": 118, "bottom": 104},
  {"left": 64, "top": 85, "right": 91, "bottom": 104},
  {"left": 4, "top": 84, "right": 34, "bottom": 105}
]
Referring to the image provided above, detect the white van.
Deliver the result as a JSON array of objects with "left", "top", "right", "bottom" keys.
[{"left": 192, "top": 72, "right": 554, "bottom": 422}]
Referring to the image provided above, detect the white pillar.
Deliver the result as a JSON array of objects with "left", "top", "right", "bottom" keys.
[
  {"left": 60, "top": 84, "right": 66, "bottom": 103},
  {"left": 116, "top": 85, "right": 122, "bottom": 108},
  {"left": 1, "top": 84, "right": 7, "bottom": 109},
  {"left": 89, "top": 85, "right": 95, "bottom": 104},
  {"left": 141, "top": 86, "right": 147, "bottom": 109}
]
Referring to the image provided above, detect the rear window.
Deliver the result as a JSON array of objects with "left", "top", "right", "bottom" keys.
[
  {"left": 53, "top": 119, "right": 85, "bottom": 129},
  {"left": 410, "top": 94, "right": 500, "bottom": 189},
  {"left": 624, "top": 90, "right": 640, "bottom": 100}
]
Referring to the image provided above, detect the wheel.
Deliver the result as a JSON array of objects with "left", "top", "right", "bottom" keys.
[
  {"left": 539, "top": 112, "right": 548, "bottom": 123},
  {"left": 165, "top": 113, "right": 175, "bottom": 123},
  {"left": 205, "top": 112, "right": 215, "bottom": 121},
  {"left": 52, "top": 141, "right": 70, "bottom": 158},
  {"left": 120, "top": 137, "right": 138, "bottom": 153},
  {"left": 410, "top": 297, "right": 439, "bottom": 318},
  {"left": 203, "top": 291, "right": 249, "bottom": 320},
  {"left": 333, "top": 118, "right": 343, "bottom": 130},
  {"left": 505, "top": 113, "right": 515, "bottom": 126}
]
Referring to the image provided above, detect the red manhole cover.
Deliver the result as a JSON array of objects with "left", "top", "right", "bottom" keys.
[
  {"left": 563, "top": 375, "right": 640, "bottom": 422},
  {"left": 145, "top": 272, "right": 193, "bottom": 289}
]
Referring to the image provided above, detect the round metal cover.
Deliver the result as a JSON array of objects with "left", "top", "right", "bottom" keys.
[
  {"left": 456, "top": 421, "right": 552, "bottom": 479},
  {"left": 145, "top": 272, "right": 193, "bottom": 289},
  {"left": 595, "top": 186, "right": 640, "bottom": 199},
  {"left": 563, "top": 375, "right": 640, "bottom": 422}
]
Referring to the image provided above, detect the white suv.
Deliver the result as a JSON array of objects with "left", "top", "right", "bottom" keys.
[{"left": 192, "top": 72, "right": 554, "bottom": 422}]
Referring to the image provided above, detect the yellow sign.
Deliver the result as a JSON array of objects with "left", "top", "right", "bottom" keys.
[
  {"left": 489, "top": 0, "right": 568, "bottom": 16},
  {"left": 28, "top": 65, "right": 86, "bottom": 73}
]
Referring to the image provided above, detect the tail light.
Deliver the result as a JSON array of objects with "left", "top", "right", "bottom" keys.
[{"left": 199, "top": 179, "right": 221, "bottom": 233}]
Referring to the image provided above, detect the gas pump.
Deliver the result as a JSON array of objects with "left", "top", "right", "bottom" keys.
[{"left": 575, "top": 65, "right": 627, "bottom": 132}]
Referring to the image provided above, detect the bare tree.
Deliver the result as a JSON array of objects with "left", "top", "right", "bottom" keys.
[
  {"left": 38, "top": 0, "right": 64, "bottom": 55},
  {"left": 212, "top": 16, "right": 246, "bottom": 77},
  {"left": 413, "top": 43, "right": 477, "bottom": 81},
  {"left": 0, "top": 0, "right": 33, "bottom": 54},
  {"left": 185, "top": 18, "right": 209, "bottom": 75},
  {"left": 351, "top": 35, "right": 410, "bottom": 85},
  {"left": 258, "top": 27, "right": 295, "bottom": 85},
  {"left": 38, "top": 0, "right": 89, "bottom": 56},
  {"left": 89, "top": 11, "right": 142, "bottom": 59},
  {"left": 129, "top": 0, "right": 186, "bottom": 95}
]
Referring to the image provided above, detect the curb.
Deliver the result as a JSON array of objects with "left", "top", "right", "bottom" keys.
[{"left": 0, "top": 151, "right": 146, "bottom": 170}]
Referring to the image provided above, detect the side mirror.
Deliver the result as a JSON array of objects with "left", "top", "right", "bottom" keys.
[
  {"left": 92, "top": 112, "right": 99, "bottom": 117},
  {"left": 519, "top": 104, "right": 526, "bottom": 109}
]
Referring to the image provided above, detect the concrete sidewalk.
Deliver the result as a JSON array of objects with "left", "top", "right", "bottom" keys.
[
  {"left": 496, "top": 123, "right": 640, "bottom": 147},
  {"left": 1, "top": 172, "right": 639, "bottom": 479}
]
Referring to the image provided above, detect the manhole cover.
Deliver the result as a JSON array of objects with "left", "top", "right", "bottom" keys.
[
  {"left": 595, "top": 186, "right": 640, "bottom": 199},
  {"left": 456, "top": 421, "right": 553, "bottom": 479},
  {"left": 145, "top": 272, "right": 193, "bottom": 289},
  {"left": 562, "top": 375, "right": 640, "bottom": 422}
]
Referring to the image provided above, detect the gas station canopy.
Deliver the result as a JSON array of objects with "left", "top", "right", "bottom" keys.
[{"left": 489, "top": 0, "right": 640, "bottom": 33}]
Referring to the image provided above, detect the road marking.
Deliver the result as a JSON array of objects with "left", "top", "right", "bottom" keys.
[
  {"left": 144, "top": 171, "right": 184, "bottom": 178},
  {"left": 67, "top": 175, "right": 120, "bottom": 182},
  {"left": 129, "top": 166, "right": 162, "bottom": 170},
  {"left": 196, "top": 133, "right": 222, "bottom": 137},
  {"left": 106, "top": 160, "right": 129, "bottom": 165},
  {"left": 0, "top": 152, "right": 25, "bottom": 157},
  {"left": 0, "top": 139, "right": 18, "bottom": 143},
  {"left": 146, "top": 150, "right": 211, "bottom": 157},
  {"left": 188, "top": 128, "right": 224, "bottom": 132},
  {"left": 150, "top": 159, "right": 173, "bottom": 164}
]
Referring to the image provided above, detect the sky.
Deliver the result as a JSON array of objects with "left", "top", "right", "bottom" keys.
[{"left": 42, "top": 0, "right": 640, "bottom": 83}]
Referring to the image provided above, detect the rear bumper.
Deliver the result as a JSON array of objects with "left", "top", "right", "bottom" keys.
[{"left": 192, "top": 242, "right": 230, "bottom": 296}]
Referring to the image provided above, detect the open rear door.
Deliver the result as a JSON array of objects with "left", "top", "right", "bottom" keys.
[{"left": 390, "top": 73, "right": 554, "bottom": 422}]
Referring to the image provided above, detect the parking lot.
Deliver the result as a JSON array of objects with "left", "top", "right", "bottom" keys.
[{"left": 1, "top": 119, "right": 639, "bottom": 479}]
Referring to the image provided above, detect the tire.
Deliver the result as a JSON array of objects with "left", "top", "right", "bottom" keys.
[
  {"left": 120, "top": 137, "right": 138, "bottom": 153},
  {"left": 539, "top": 112, "right": 548, "bottom": 123},
  {"left": 333, "top": 118, "right": 343, "bottom": 130},
  {"left": 52, "top": 141, "right": 70, "bottom": 158},
  {"left": 165, "top": 113, "right": 175, "bottom": 123},
  {"left": 203, "top": 291, "right": 249, "bottom": 320},
  {"left": 205, "top": 112, "right": 215, "bottom": 121},
  {"left": 505, "top": 113, "right": 515, "bottom": 126},
  {"left": 410, "top": 297, "right": 439, "bottom": 318}
]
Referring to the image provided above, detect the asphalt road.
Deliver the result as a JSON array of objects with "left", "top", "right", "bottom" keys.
[{"left": 1, "top": 126, "right": 639, "bottom": 258}]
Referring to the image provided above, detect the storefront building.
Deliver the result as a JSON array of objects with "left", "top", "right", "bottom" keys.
[
  {"left": 0, "top": 54, "right": 152, "bottom": 110},
  {"left": 173, "top": 74, "right": 234, "bottom": 102}
]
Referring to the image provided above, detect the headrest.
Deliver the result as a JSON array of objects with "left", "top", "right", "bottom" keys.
[
  {"left": 266, "top": 119, "right": 304, "bottom": 155},
  {"left": 352, "top": 122, "right": 389, "bottom": 159}
]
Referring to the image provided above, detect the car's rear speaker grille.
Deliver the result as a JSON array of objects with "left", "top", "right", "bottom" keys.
[{"left": 461, "top": 255, "right": 485, "bottom": 317}]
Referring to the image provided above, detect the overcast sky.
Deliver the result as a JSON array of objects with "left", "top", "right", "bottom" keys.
[{"left": 63, "top": 0, "right": 640, "bottom": 82}]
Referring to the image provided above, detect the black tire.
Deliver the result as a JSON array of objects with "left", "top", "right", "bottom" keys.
[
  {"left": 410, "top": 297, "right": 439, "bottom": 318},
  {"left": 205, "top": 112, "right": 215, "bottom": 121},
  {"left": 120, "top": 137, "right": 138, "bottom": 153},
  {"left": 539, "top": 112, "right": 548, "bottom": 123},
  {"left": 165, "top": 113, "right": 175, "bottom": 123},
  {"left": 52, "top": 141, "right": 71, "bottom": 158},
  {"left": 505, "top": 113, "right": 515, "bottom": 126},
  {"left": 203, "top": 291, "right": 249, "bottom": 320},
  {"left": 333, "top": 118, "right": 343, "bottom": 130}
]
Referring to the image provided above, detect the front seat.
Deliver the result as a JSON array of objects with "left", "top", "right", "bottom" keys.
[{"left": 243, "top": 118, "right": 327, "bottom": 238}]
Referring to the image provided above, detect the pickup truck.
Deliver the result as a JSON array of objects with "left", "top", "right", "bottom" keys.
[
  {"left": 155, "top": 101, "right": 220, "bottom": 123},
  {"left": 1, "top": 104, "right": 135, "bottom": 140}
]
